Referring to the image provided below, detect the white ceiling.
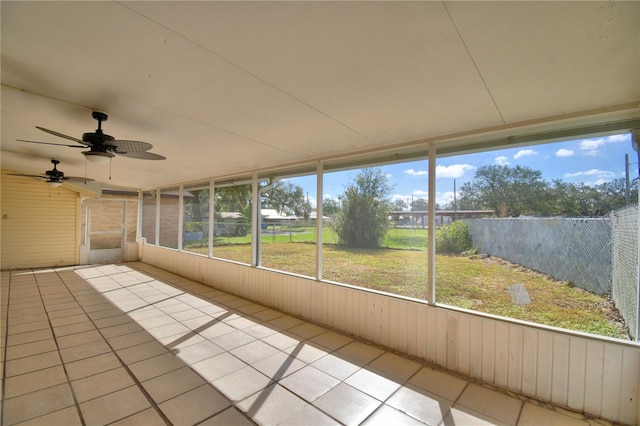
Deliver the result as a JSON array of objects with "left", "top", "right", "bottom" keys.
[{"left": 2, "top": 1, "right": 639, "bottom": 190}]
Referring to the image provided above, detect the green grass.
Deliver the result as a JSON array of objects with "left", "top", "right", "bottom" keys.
[{"left": 185, "top": 239, "right": 628, "bottom": 339}]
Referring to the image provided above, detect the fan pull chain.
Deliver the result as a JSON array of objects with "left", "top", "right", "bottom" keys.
[{"left": 109, "top": 157, "right": 112, "bottom": 180}]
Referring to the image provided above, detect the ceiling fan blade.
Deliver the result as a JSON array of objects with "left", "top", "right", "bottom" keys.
[
  {"left": 115, "top": 151, "right": 166, "bottom": 160},
  {"left": 17, "top": 139, "right": 85, "bottom": 148},
  {"left": 64, "top": 176, "right": 95, "bottom": 182},
  {"left": 36, "top": 126, "right": 90, "bottom": 146},
  {"left": 107, "top": 140, "right": 153, "bottom": 152}
]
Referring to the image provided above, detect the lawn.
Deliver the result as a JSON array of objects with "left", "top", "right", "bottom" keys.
[{"left": 185, "top": 239, "right": 628, "bottom": 339}]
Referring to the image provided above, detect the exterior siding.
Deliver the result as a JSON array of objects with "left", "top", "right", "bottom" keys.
[
  {"left": 1, "top": 172, "right": 79, "bottom": 269},
  {"left": 141, "top": 244, "right": 640, "bottom": 425}
]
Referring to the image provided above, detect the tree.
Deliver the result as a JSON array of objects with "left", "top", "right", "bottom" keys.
[
  {"left": 411, "top": 198, "right": 428, "bottom": 211},
  {"left": 458, "top": 165, "right": 548, "bottom": 217},
  {"left": 393, "top": 199, "right": 407, "bottom": 211},
  {"left": 322, "top": 198, "right": 341, "bottom": 216},
  {"left": 262, "top": 180, "right": 311, "bottom": 219},
  {"left": 332, "top": 168, "right": 393, "bottom": 248}
]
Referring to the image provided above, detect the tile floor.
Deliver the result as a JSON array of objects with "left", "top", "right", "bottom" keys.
[{"left": 0, "top": 262, "right": 605, "bottom": 425}]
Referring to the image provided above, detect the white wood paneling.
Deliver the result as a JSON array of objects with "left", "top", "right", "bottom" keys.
[{"left": 140, "top": 245, "right": 640, "bottom": 425}]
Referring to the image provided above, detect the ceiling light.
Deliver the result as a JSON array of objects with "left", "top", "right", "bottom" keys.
[
  {"left": 83, "top": 151, "right": 114, "bottom": 165},
  {"left": 47, "top": 180, "right": 62, "bottom": 188}
]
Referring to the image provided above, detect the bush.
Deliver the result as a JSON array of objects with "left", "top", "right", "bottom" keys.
[{"left": 436, "top": 221, "right": 472, "bottom": 254}]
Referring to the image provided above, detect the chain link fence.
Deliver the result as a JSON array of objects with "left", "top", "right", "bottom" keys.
[
  {"left": 464, "top": 217, "right": 612, "bottom": 295},
  {"left": 611, "top": 205, "right": 639, "bottom": 339}
]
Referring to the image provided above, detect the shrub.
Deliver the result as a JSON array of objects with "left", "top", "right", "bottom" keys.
[{"left": 436, "top": 220, "right": 472, "bottom": 254}]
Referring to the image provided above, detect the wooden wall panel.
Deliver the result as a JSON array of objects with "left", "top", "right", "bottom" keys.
[
  {"left": 140, "top": 245, "right": 640, "bottom": 424},
  {"left": 1, "top": 172, "right": 79, "bottom": 269}
]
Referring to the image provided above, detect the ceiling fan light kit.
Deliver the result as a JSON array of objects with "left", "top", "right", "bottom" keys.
[
  {"left": 8, "top": 159, "right": 95, "bottom": 186},
  {"left": 17, "top": 111, "right": 166, "bottom": 166}
]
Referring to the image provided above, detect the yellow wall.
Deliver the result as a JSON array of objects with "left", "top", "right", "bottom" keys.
[{"left": 1, "top": 171, "right": 80, "bottom": 269}]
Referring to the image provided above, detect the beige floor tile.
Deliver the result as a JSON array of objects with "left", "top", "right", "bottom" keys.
[
  {"left": 198, "top": 407, "right": 254, "bottom": 426},
  {"left": 345, "top": 368, "right": 402, "bottom": 401},
  {"left": 5, "top": 339, "right": 57, "bottom": 361},
  {"left": 442, "top": 406, "right": 510, "bottom": 426},
  {"left": 243, "top": 323, "right": 279, "bottom": 339},
  {"left": 363, "top": 404, "right": 427, "bottom": 425},
  {"left": 135, "top": 314, "right": 177, "bottom": 330},
  {"left": 14, "top": 406, "right": 82, "bottom": 426},
  {"left": 311, "top": 353, "right": 361, "bottom": 381},
  {"left": 128, "top": 352, "right": 185, "bottom": 381},
  {"left": 116, "top": 340, "right": 168, "bottom": 364},
  {"left": 310, "top": 330, "right": 354, "bottom": 351},
  {"left": 211, "top": 330, "right": 257, "bottom": 350},
  {"left": 159, "top": 384, "right": 230, "bottom": 425},
  {"left": 99, "top": 322, "right": 144, "bottom": 338},
  {"left": 279, "top": 365, "right": 340, "bottom": 402},
  {"left": 65, "top": 352, "right": 123, "bottom": 380},
  {"left": 180, "top": 315, "right": 217, "bottom": 331},
  {"left": 212, "top": 365, "right": 274, "bottom": 402},
  {"left": 92, "top": 314, "right": 135, "bottom": 328},
  {"left": 252, "top": 351, "right": 307, "bottom": 380},
  {"left": 56, "top": 329, "right": 103, "bottom": 349},
  {"left": 251, "top": 308, "right": 285, "bottom": 322},
  {"left": 5, "top": 350, "right": 61, "bottom": 377},
  {"left": 261, "top": 331, "right": 301, "bottom": 350},
  {"left": 7, "top": 320, "right": 50, "bottom": 335},
  {"left": 337, "top": 341, "right": 385, "bottom": 366},
  {"left": 387, "top": 385, "right": 453, "bottom": 425},
  {"left": 71, "top": 367, "right": 135, "bottom": 403},
  {"left": 3, "top": 383, "right": 75, "bottom": 425},
  {"left": 7, "top": 313, "right": 49, "bottom": 327},
  {"left": 106, "top": 330, "right": 155, "bottom": 350},
  {"left": 198, "top": 321, "right": 236, "bottom": 339},
  {"left": 49, "top": 313, "right": 90, "bottom": 327},
  {"left": 518, "top": 403, "right": 589, "bottom": 426},
  {"left": 169, "top": 308, "right": 208, "bottom": 322},
  {"left": 141, "top": 366, "right": 206, "bottom": 403},
  {"left": 6, "top": 328, "right": 53, "bottom": 347},
  {"left": 79, "top": 385, "right": 150, "bottom": 425},
  {"left": 369, "top": 352, "right": 422, "bottom": 382},
  {"left": 286, "top": 342, "right": 331, "bottom": 364},
  {"left": 192, "top": 352, "right": 248, "bottom": 382},
  {"left": 455, "top": 384, "right": 523, "bottom": 425},
  {"left": 109, "top": 408, "right": 167, "bottom": 426},
  {"left": 87, "top": 307, "right": 125, "bottom": 321},
  {"left": 409, "top": 366, "right": 468, "bottom": 401},
  {"left": 237, "top": 383, "right": 309, "bottom": 425},
  {"left": 230, "top": 340, "right": 280, "bottom": 364},
  {"left": 267, "top": 315, "right": 306, "bottom": 331},
  {"left": 314, "top": 382, "right": 381, "bottom": 426},
  {"left": 53, "top": 321, "right": 96, "bottom": 337},
  {"left": 171, "top": 339, "right": 224, "bottom": 363},
  {"left": 4, "top": 365, "right": 68, "bottom": 399},
  {"left": 288, "top": 322, "right": 328, "bottom": 339},
  {"left": 279, "top": 404, "right": 342, "bottom": 426},
  {"left": 59, "top": 339, "right": 111, "bottom": 363}
]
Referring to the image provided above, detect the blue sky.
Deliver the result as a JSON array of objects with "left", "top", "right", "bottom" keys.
[{"left": 287, "top": 132, "right": 636, "bottom": 209}]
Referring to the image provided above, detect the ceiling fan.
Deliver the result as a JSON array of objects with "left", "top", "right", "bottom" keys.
[
  {"left": 9, "top": 159, "right": 95, "bottom": 187},
  {"left": 18, "top": 111, "right": 166, "bottom": 164}
]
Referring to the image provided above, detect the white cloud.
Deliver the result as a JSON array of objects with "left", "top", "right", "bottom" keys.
[
  {"left": 404, "top": 168, "right": 428, "bottom": 177},
  {"left": 413, "top": 189, "right": 428, "bottom": 196},
  {"left": 563, "top": 169, "right": 615, "bottom": 179},
  {"left": 435, "top": 164, "right": 476, "bottom": 178},
  {"left": 555, "top": 149, "right": 574, "bottom": 157},
  {"left": 436, "top": 191, "right": 456, "bottom": 206},
  {"left": 578, "top": 134, "right": 629, "bottom": 156},
  {"left": 514, "top": 149, "right": 537, "bottom": 159},
  {"left": 495, "top": 156, "right": 510, "bottom": 166}
]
